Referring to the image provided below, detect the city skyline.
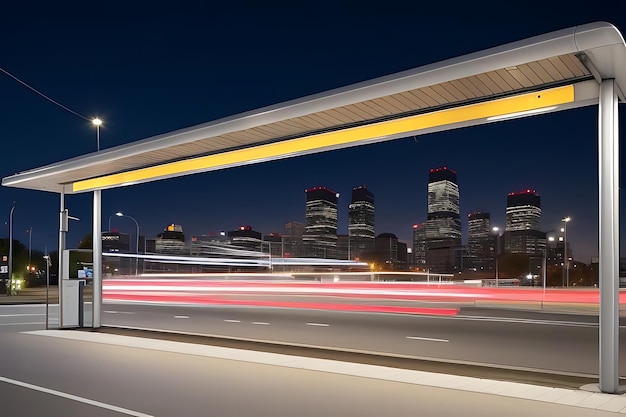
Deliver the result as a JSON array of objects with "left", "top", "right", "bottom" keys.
[{"left": 1, "top": 6, "right": 625, "bottom": 263}]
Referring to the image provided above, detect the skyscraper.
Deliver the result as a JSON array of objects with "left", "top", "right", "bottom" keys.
[
  {"left": 412, "top": 223, "right": 427, "bottom": 268},
  {"left": 504, "top": 189, "right": 546, "bottom": 255},
  {"left": 424, "top": 166, "right": 461, "bottom": 273},
  {"left": 303, "top": 186, "right": 339, "bottom": 258},
  {"left": 467, "top": 211, "right": 494, "bottom": 270},
  {"left": 348, "top": 185, "right": 375, "bottom": 260}
]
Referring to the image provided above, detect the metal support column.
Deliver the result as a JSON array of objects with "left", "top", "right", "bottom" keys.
[
  {"left": 598, "top": 78, "right": 620, "bottom": 394},
  {"left": 58, "top": 192, "right": 65, "bottom": 328},
  {"left": 92, "top": 190, "right": 102, "bottom": 328}
]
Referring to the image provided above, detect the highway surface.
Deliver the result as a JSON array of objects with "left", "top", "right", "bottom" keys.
[
  {"left": 1, "top": 312, "right": 625, "bottom": 417},
  {"left": 2, "top": 299, "right": 623, "bottom": 378}
]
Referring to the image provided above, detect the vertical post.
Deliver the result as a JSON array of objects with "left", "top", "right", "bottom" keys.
[
  {"left": 8, "top": 203, "right": 15, "bottom": 296},
  {"left": 58, "top": 192, "right": 66, "bottom": 328},
  {"left": 92, "top": 190, "right": 102, "bottom": 328},
  {"left": 564, "top": 222, "right": 568, "bottom": 286},
  {"left": 598, "top": 79, "right": 620, "bottom": 394}
]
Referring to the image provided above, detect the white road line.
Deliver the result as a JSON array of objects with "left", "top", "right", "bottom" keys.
[
  {"left": 0, "top": 376, "right": 154, "bottom": 417},
  {"left": 224, "top": 319, "right": 241, "bottom": 323},
  {"left": 306, "top": 322, "right": 330, "bottom": 327},
  {"left": 104, "top": 311, "right": 135, "bottom": 315},
  {"left": 174, "top": 315, "right": 189, "bottom": 319},
  {"left": 406, "top": 336, "right": 449, "bottom": 343},
  {"left": 252, "top": 322, "right": 269, "bottom": 325}
]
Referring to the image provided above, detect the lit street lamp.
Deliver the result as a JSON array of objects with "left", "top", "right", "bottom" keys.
[
  {"left": 115, "top": 212, "right": 140, "bottom": 276},
  {"left": 92, "top": 117, "right": 102, "bottom": 151},
  {"left": 562, "top": 216, "right": 571, "bottom": 287}
]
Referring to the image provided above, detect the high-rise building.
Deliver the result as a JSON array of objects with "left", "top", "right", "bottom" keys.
[
  {"left": 412, "top": 223, "right": 427, "bottom": 268},
  {"left": 467, "top": 211, "right": 494, "bottom": 270},
  {"left": 155, "top": 224, "right": 186, "bottom": 254},
  {"left": 228, "top": 225, "right": 262, "bottom": 251},
  {"left": 424, "top": 166, "right": 461, "bottom": 273},
  {"left": 284, "top": 221, "right": 305, "bottom": 258},
  {"left": 348, "top": 185, "right": 375, "bottom": 260},
  {"left": 303, "top": 186, "right": 339, "bottom": 258},
  {"left": 504, "top": 189, "right": 546, "bottom": 255}
]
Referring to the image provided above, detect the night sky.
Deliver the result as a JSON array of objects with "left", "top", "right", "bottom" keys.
[{"left": 1, "top": 3, "right": 625, "bottom": 263}]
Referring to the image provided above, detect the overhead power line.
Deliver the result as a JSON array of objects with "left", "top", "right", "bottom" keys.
[{"left": 0, "top": 66, "right": 91, "bottom": 121}]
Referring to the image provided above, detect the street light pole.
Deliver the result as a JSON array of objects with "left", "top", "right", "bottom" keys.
[
  {"left": 27, "top": 226, "right": 32, "bottom": 271},
  {"left": 115, "top": 212, "right": 139, "bottom": 276},
  {"left": 562, "top": 216, "right": 571, "bottom": 287},
  {"left": 492, "top": 226, "right": 500, "bottom": 287},
  {"left": 92, "top": 118, "right": 102, "bottom": 151},
  {"left": 7, "top": 203, "right": 15, "bottom": 296}
]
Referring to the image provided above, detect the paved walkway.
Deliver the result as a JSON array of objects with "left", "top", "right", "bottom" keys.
[{"left": 27, "top": 329, "right": 626, "bottom": 414}]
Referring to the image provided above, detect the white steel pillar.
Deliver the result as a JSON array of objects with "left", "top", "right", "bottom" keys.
[
  {"left": 598, "top": 78, "right": 620, "bottom": 394},
  {"left": 57, "top": 192, "right": 66, "bottom": 328},
  {"left": 92, "top": 190, "right": 102, "bottom": 328}
]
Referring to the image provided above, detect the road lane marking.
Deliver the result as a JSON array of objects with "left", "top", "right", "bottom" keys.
[
  {"left": 0, "top": 376, "right": 154, "bottom": 417},
  {"left": 406, "top": 336, "right": 449, "bottom": 342},
  {"left": 224, "top": 319, "right": 241, "bottom": 323},
  {"left": 104, "top": 310, "right": 135, "bottom": 315},
  {"left": 174, "top": 315, "right": 189, "bottom": 319},
  {"left": 252, "top": 322, "right": 269, "bottom": 325},
  {"left": 306, "top": 322, "right": 330, "bottom": 327}
]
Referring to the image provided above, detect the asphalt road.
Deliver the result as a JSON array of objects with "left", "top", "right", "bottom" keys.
[
  {"left": 2, "top": 300, "right": 622, "bottom": 378},
  {"left": 0, "top": 319, "right": 623, "bottom": 417}
]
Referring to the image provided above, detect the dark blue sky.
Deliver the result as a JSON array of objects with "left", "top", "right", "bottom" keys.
[{"left": 1, "top": 3, "right": 624, "bottom": 262}]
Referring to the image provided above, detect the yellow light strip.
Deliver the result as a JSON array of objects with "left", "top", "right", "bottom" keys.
[{"left": 73, "top": 85, "right": 574, "bottom": 192}]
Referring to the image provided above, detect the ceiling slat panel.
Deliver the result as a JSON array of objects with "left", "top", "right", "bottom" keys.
[
  {"left": 429, "top": 84, "right": 458, "bottom": 103},
  {"left": 496, "top": 69, "right": 524, "bottom": 90},
  {"left": 463, "top": 75, "right": 494, "bottom": 96},
  {"left": 420, "top": 86, "right": 448, "bottom": 105},
  {"left": 318, "top": 109, "right": 354, "bottom": 124},
  {"left": 390, "top": 91, "right": 427, "bottom": 109},
  {"left": 438, "top": 81, "right": 470, "bottom": 101},
  {"left": 450, "top": 78, "right": 480, "bottom": 99},
  {"left": 506, "top": 67, "right": 535, "bottom": 88},
  {"left": 352, "top": 103, "right": 379, "bottom": 119},
  {"left": 379, "top": 95, "right": 412, "bottom": 113},
  {"left": 330, "top": 106, "right": 363, "bottom": 122},
  {"left": 527, "top": 61, "right": 557, "bottom": 83},
  {"left": 363, "top": 99, "right": 394, "bottom": 116},
  {"left": 400, "top": 91, "right": 429, "bottom": 108},
  {"left": 537, "top": 58, "right": 566, "bottom": 81},
  {"left": 548, "top": 56, "right": 576, "bottom": 79},
  {"left": 484, "top": 70, "right": 515, "bottom": 92},
  {"left": 475, "top": 73, "right": 501, "bottom": 94},
  {"left": 559, "top": 54, "right": 590, "bottom": 77},
  {"left": 410, "top": 89, "right": 440, "bottom": 107},
  {"left": 517, "top": 64, "right": 543, "bottom": 85}
]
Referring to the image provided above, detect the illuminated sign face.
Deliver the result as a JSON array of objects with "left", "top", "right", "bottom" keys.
[{"left": 167, "top": 224, "right": 175, "bottom": 231}]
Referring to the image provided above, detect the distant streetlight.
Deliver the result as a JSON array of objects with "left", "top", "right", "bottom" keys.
[
  {"left": 7, "top": 203, "right": 15, "bottom": 296},
  {"left": 115, "top": 212, "right": 140, "bottom": 276},
  {"left": 92, "top": 117, "right": 102, "bottom": 151},
  {"left": 492, "top": 226, "right": 501, "bottom": 287},
  {"left": 562, "top": 216, "right": 571, "bottom": 287},
  {"left": 27, "top": 226, "right": 32, "bottom": 272}
]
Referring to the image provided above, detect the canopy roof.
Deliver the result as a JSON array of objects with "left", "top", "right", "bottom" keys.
[{"left": 3, "top": 21, "right": 626, "bottom": 194}]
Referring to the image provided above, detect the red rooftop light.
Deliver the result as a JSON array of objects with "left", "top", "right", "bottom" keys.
[
  {"left": 508, "top": 189, "right": 538, "bottom": 196},
  {"left": 429, "top": 166, "right": 457, "bottom": 174}
]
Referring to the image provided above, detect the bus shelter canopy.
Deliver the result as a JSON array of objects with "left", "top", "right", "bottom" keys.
[{"left": 3, "top": 21, "right": 625, "bottom": 194}]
